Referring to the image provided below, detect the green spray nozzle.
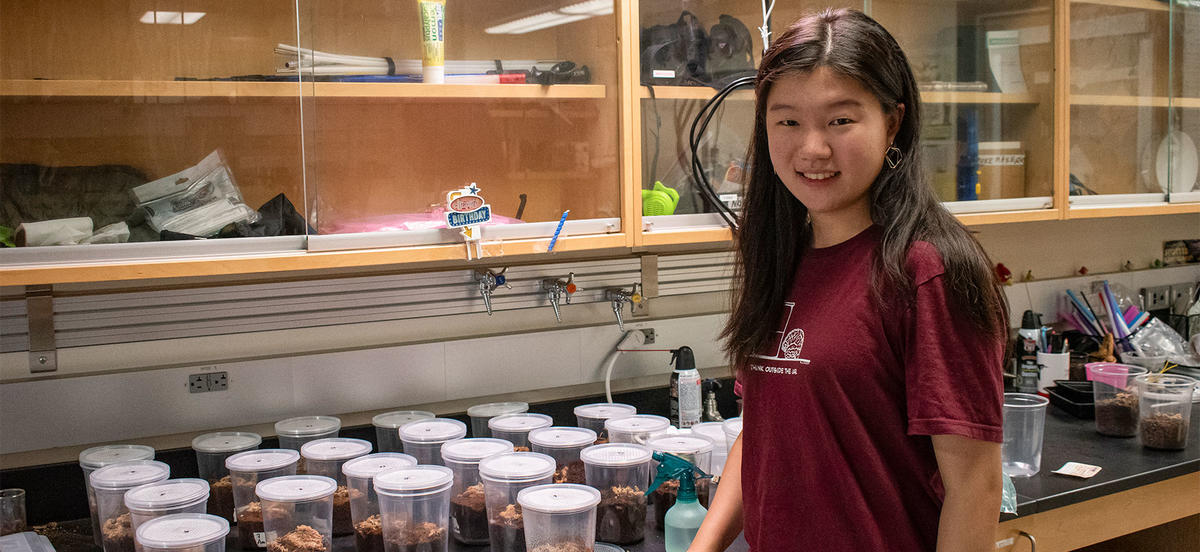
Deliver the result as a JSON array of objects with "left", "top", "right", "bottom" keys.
[{"left": 645, "top": 451, "right": 712, "bottom": 503}]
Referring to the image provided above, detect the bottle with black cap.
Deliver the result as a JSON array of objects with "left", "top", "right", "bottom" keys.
[
  {"left": 1016, "top": 310, "right": 1042, "bottom": 394},
  {"left": 669, "top": 347, "right": 702, "bottom": 428}
]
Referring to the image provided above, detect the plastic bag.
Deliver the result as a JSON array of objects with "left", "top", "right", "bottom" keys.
[
  {"left": 133, "top": 150, "right": 259, "bottom": 237},
  {"left": 1001, "top": 471, "right": 1018, "bottom": 514},
  {"left": 1128, "top": 317, "right": 1189, "bottom": 359}
]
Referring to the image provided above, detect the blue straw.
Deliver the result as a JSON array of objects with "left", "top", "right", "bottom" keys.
[{"left": 548, "top": 210, "right": 570, "bottom": 252}]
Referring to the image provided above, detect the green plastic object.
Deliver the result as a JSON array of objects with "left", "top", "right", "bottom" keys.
[
  {"left": 646, "top": 451, "right": 712, "bottom": 552},
  {"left": 641, "top": 181, "right": 680, "bottom": 216}
]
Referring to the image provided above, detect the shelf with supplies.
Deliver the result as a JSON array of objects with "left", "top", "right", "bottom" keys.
[
  {"left": 638, "top": 85, "right": 1041, "bottom": 105},
  {"left": 0, "top": 80, "right": 608, "bottom": 100},
  {"left": 1071, "top": 95, "right": 1200, "bottom": 109}
]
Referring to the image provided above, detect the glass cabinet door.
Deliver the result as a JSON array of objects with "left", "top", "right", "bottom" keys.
[{"left": 1167, "top": 0, "right": 1199, "bottom": 203}]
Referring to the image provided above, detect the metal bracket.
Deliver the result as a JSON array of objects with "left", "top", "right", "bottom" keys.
[
  {"left": 635, "top": 255, "right": 658, "bottom": 317},
  {"left": 26, "top": 284, "right": 57, "bottom": 373}
]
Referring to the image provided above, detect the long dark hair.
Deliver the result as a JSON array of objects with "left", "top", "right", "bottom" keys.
[{"left": 723, "top": 8, "right": 1008, "bottom": 370}]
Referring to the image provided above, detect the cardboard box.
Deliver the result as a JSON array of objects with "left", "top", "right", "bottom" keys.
[{"left": 978, "top": 141, "right": 1026, "bottom": 199}]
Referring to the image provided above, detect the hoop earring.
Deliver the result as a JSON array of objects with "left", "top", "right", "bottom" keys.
[{"left": 885, "top": 145, "right": 903, "bottom": 169}]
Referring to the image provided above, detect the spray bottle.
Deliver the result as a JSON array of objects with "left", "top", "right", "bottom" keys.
[
  {"left": 669, "top": 346, "right": 702, "bottom": 428},
  {"left": 646, "top": 451, "right": 712, "bottom": 552}
]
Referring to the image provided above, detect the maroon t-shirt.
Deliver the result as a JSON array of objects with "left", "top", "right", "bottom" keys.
[{"left": 738, "top": 225, "right": 1004, "bottom": 551}]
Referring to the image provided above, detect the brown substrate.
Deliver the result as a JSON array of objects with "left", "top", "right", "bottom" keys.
[
  {"left": 0, "top": 519, "right": 26, "bottom": 536},
  {"left": 267, "top": 524, "right": 327, "bottom": 552},
  {"left": 1095, "top": 392, "right": 1138, "bottom": 436},
  {"left": 100, "top": 512, "right": 133, "bottom": 552},
  {"left": 353, "top": 514, "right": 384, "bottom": 552},
  {"left": 1141, "top": 412, "right": 1188, "bottom": 449},
  {"left": 488, "top": 503, "right": 525, "bottom": 552},
  {"left": 207, "top": 475, "right": 236, "bottom": 523},
  {"left": 237, "top": 501, "right": 266, "bottom": 549},
  {"left": 651, "top": 479, "right": 710, "bottom": 530},
  {"left": 513, "top": 446, "right": 531, "bottom": 452},
  {"left": 529, "top": 542, "right": 593, "bottom": 552},
  {"left": 552, "top": 460, "right": 587, "bottom": 485},
  {"left": 333, "top": 485, "right": 353, "bottom": 536},
  {"left": 450, "top": 483, "right": 488, "bottom": 544},
  {"left": 596, "top": 485, "right": 646, "bottom": 544},
  {"left": 384, "top": 520, "right": 447, "bottom": 552}
]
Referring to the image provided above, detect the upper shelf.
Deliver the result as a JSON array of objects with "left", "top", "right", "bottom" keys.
[
  {"left": 1071, "top": 0, "right": 1177, "bottom": 11},
  {"left": 639, "top": 86, "right": 1040, "bottom": 105},
  {"left": 0, "top": 80, "right": 608, "bottom": 100},
  {"left": 1071, "top": 94, "right": 1200, "bottom": 108}
]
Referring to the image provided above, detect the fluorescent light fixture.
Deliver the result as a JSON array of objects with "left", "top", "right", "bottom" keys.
[
  {"left": 560, "top": 0, "right": 613, "bottom": 16},
  {"left": 485, "top": 1, "right": 609, "bottom": 34},
  {"left": 139, "top": 11, "right": 206, "bottom": 24}
]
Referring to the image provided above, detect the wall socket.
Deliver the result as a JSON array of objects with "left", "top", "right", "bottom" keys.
[
  {"left": 1142, "top": 286, "right": 1171, "bottom": 311},
  {"left": 188, "top": 371, "right": 229, "bottom": 393}
]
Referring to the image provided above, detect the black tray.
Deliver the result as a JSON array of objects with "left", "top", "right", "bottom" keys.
[
  {"left": 1052, "top": 379, "right": 1093, "bottom": 403},
  {"left": 1047, "top": 386, "right": 1094, "bottom": 419}
]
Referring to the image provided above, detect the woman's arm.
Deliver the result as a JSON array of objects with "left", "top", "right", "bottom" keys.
[
  {"left": 688, "top": 432, "right": 745, "bottom": 552},
  {"left": 932, "top": 434, "right": 1002, "bottom": 552}
]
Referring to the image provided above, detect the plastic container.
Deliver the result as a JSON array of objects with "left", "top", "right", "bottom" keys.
[
  {"left": 192, "top": 432, "right": 262, "bottom": 523},
  {"left": 721, "top": 417, "right": 743, "bottom": 453},
  {"left": 0, "top": 530, "right": 54, "bottom": 552},
  {"left": 275, "top": 417, "right": 341, "bottom": 470},
  {"left": 439, "top": 438, "right": 514, "bottom": 545},
  {"left": 487, "top": 413, "right": 553, "bottom": 450},
  {"left": 689, "top": 423, "right": 728, "bottom": 476},
  {"left": 529, "top": 427, "right": 596, "bottom": 485},
  {"left": 645, "top": 434, "right": 714, "bottom": 530},
  {"left": 371, "top": 411, "right": 435, "bottom": 453},
  {"left": 517, "top": 484, "right": 601, "bottom": 552},
  {"left": 255, "top": 475, "right": 337, "bottom": 552},
  {"left": 134, "top": 514, "right": 229, "bottom": 552},
  {"left": 397, "top": 418, "right": 467, "bottom": 466},
  {"left": 573, "top": 403, "right": 637, "bottom": 442},
  {"left": 0, "top": 489, "right": 26, "bottom": 537},
  {"left": 224, "top": 449, "right": 301, "bottom": 549},
  {"left": 478, "top": 452, "right": 556, "bottom": 552},
  {"left": 80, "top": 445, "right": 156, "bottom": 546},
  {"left": 340, "top": 453, "right": 418, "bottom": 552},
  {"left": 1087, "top": 364, "right": 1147, "bottom": 437},
  {"left": 373, "top": 466, "right": 454, "bottom": 552},
  {"left": 124, "top": 478, "right": 210, "bottom": 534},
  {"left": 90, "top": 460, "right": 171, "bottom": 552},
  {"left": 1121, "top": 351, "right": 1168, "bottom": 373},
  {"left": 1135, "top": 374, "right": 1196, "bottom": 450},
  {"left": 604, "top": 415, "right": 671, "bottom": 445},
  {"left": 1002, "top": 393, "right": 1049, "bottom": 478},
  {"left": 467, "top": 402, "right": 529, "bottom": 438},
  {"left": 300, "top": 438, "right": 372, "bottom": 537},
  {"left": 581, "top": 443, "right": 652, "bottom": 544}
]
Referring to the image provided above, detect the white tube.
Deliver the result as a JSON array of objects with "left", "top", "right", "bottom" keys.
[{"left": 603, "top": 331, "right": 643, "bottom": 403}]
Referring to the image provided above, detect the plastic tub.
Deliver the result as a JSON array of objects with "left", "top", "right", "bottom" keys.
[
  {"left": 89, "top": 460, "right": 171, "bottom": 552},
  {"left": 478, "top": 452, "right": 556, "bottom": 552},
  {"left": 1087, "top": 364, "right": 1147, "bottom": 437},
  {"left": 0, "top": 488, "right": 26, "bottom": 537},
  {"left": 488, "top": 413, "right": 553, "bottom": 450},
  {"left": 467, "top": 402, "right": 529, "bottom": 438},
  {"left": 135, "top": 514, "right": 229, "bottom": 552},
  {"left": 373, "top": 466, "right": 454, "bottom": 552},
  {"left": 124, "top": 478, "right": 210, "bottom": 533},
  {"left": 300, "top": 438, "right": 373, "bottom": 537},
  {"left": 340, "top": 453, "right": 418, "bottom": 552},
  {"left": 397, "top": 419, "right": 467, "bottom": 466},
  {"left": 689, "top": 423, "right": 728, "bottom": 476},
  {"left": 517, "top": 484, "right": 601, "bottom": 552},
  {"left": 192, "top": 432, "right": 261, "bottom": 523},
  {"left": 604, "top": 415, "right": 671, "bottom": 445},
  {"left": 79, "top": 445, "right": 156, "bottom": 546},
  {"left": 721, "top": 417, "right": 743, "bottom": 453},
  {"left": 645, "top": 434, "right": 714, "bottom": 530},
  {"left": 371, "top": 411, "right": 434, "bottom": 453},
  {"left": 224, "top": 449, "right": 301, "bottom": 549},
  {"left": 439, "top": 438, "right": 514, "bottom": 545},
  {"left": 528, "top": 427, "right": 596, "bottom": 485},
  {"left": 573, "top": 403, "right": 637, "bottom": 442},
  {"left": 1120, "top": 352, "right": 1168, "bottom": 373},
  {"left": 275, "top": 417, "right": 341, "bottom": 472},
  {"left": 1135, "top": 374, "right": 1196, "bottom": 450},
  {"left": 1002, "top": 393, "right": 1049, "bottom": 477},
  {"left": 580, "top": 443, "right": 652, "bottom": 544},
  {"left": 255, "top": 475, "right": 337, "bottom": 552}
]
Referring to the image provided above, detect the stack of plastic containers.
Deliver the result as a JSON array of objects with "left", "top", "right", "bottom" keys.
[
  {"left": 573, "top": 403, "right": 636, "bottom": 443},
  {"left": 581, "top": 443, "right": 652, "bottom": 544},
  {"left": 192, "top": 432, "right": 262, "bottom": 522},
  {"left": 398, "top": 418, "right": 467, "bottom": 466},
  {"left": 255, "top": 475, "right": 337, "bottom": 552},
  {"left": 722, "top": 417, "right": 743, "bottom": 453},
  {"left": 370, "top": 411, "right": 434, "bottom": 453},
  {"left": 689, "top": 422, "right": 728, "bottom": 476},
  {"left": 224, "top": 449, "right": 301, "bottom": 549},
  {"left": 373, "top": 466, "right": 454, "bottom": 552},
  {"left": 439, "top": 438, "right": 514, "bottom": 545},
  {"left": 604, "top": 415, "right": 671, "bottom": 445},
  {"left": 340, "top": 453, "right": 417, "bottom": 552},
  {"left": 478, "top": 452, "right": 556, "bottom": 552},
  {"left": 300, "top": 438, "right": 373, "bottom": 537},
  {"left": 135, "top": 514, "right": 229, "bottom": 552},
  {"left": 275, "top": 416, "right": 341, "bottom": 473},
  {"left": 645, "top": 434, "right": 714, "bottom": 530},
  {"left": 517, "top": 484, "right": 601, "bottom": 552},
  {"left": 467, "top": 402, "right": 529, "bottom": 438},
  {"left": 89, "top": 460, "right": 171, "bottom": 552},
  {"left": 124, "top": 479, "right": 210, "bottom": 533},
  {"left": 528, "top": 427, "right": 596, "bottom": 485},
  {"left": 79, "top": 445, "right": 156, "bottom": 546},
  {"left": 488, "top": 413, "right": 553, "bottom": 451}
]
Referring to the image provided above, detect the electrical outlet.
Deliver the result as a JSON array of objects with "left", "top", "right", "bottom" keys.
[
  {"left": 207, "top": 371, "right": 229, "bottom": 391},
  {"left": 641, "top": 328, "right": 656, "bottom": 345},
  {"left": 1169, "top": 283, "right": 1195, "bottom": 314},
  {"left": 188, "top": 374, "right": 209, "bottom": 393},
  {"left": 1142, "top": 285, "right": 1171, "bottom": 311}
]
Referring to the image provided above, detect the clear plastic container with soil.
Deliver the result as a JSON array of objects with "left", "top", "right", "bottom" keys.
[
  {"left": 439, "top": 438, "right": 514, "bottom": 545},
  {"left": 374, "top": 465, "right": 454, "bottom": 552},
  {"left": 192, "top": 432, "right": 262, "bottom": 523},
  {"left": 573, "top": 403, "right": 637, "bottom": 444},
  {"left": 372, "top": 411, "right": 435, "bottom": 453},
  {"left": 604, "top": 415, "right": 671, "bottom": 446},
  {"left": 300, "top": 438, "right": 373, "bottom": 537},
  {"left": 479, "top": 452, "right": 556, "bottom": 552},
  {"left": 275, "top": 417, "right": 342, "bottom": 474},
  {"left": 79, "top": 444, "right": 156, "bottom": 547},
  {"left": 256, "top": 475, "right": 337, "bottom": 552},
  {"left": 467, "top": 402, "right": 529, "bottom": 439},
  {"left": 225, "top": 449, "right": 301, "bottom": 549},
  {"left": 125, "top": 478, "right": 209, "bottom": 533},
  {"left": 90, "top": 460, "right": 171, "bottom": 552},
  {"left": 1135, "top": 374, "right": 1196, "bottom": 450},
  {"left": 645, "top": 434, "right": 714, "bottom": 530},
  {"left": 1088, "top": 364, "right": 1147, "bottom": 437},
  {"left": 517, "top": 484, "right": 601, "bottom": 552},
  {"left": 135, "top": 513, "right": 229, "bottom": 552},
  {"left": 581, "top": 443, "right": 652, "bottom": 544},
  {"left": 341, "top": 453, "right": 418, "bottom": 552},
  {"left": 529, "top": 427, "right": 596, "bottom": 486},
  {"left": 398, "top": 419, "right": 467, "bottom": 466},
  {"left": 488, "top": 413, "right": 553, "bottom": 451}
]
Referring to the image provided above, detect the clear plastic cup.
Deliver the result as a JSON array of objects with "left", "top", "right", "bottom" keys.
[
  {"left": 224, "top": 449, "right": 301, "bottom": 550},
  {"left": 340, "top": 453, "right": 418, "bottom": 552},
  {"left": 1087, "top": 364, "right": 1147, "bottom": 437},
  {"left": 440, "top": 438, "right": 514, "bottom": 545},
  {"left": 300, "top": 438, "right": 373, "bottom": 537},
  {"left": 192, "top": 432, "right": 262, "bottom": 523},
  {"left": 1002, "top": 393, "right": 1050, "bottom": 478},
  {"left": 645, "top": 434, "right": 714, "bottom": 530},
  {"left": 275, "top": 417, "right": 341, "bottom": 475},
  {"left": 488, "top": 413, "right": 554, "bottom": 451},
  {"left": 0, "top": 489, "right": 27, "bottom": 536},
  {"left": 80, "top": 445, "right": 156, "bottom": 546},
  {"left": 517, "top": 484, "right": 601, "bottom": 552},
  {"left": 90, "top": 460, "right": 171, "bottom": 552},
  {"left": 124, "top": 479, "right": 210, "bottom": 534},
  {"left": 255, "top": 475, "right": 337, "bottom": 552},
  {"left": 529, "top": 427, "right": 596, "bottom": 486},
  {"left": 721, "top": 417, "right": 743, "bottom": 453},
  {"left": 135, "top": 514, "right": 229, "bottom": 552},
  {"left": 478, "top": 452, "right": 556, "bottom": 552},
  {"left": 573, "top": 403, "right": 637, "bottom": 442},
  {"left": 1135, "top": 374, "right": 1196, "bottom": 450},
  {"left": 467, "top": 402, "right": 529, "bottom": 438},
  {"left": 1121, "top": 352, "right": 1168, "bottom": 373},
  {"left": 371, "top": 411, "right": 434, "bottom": 453},
  {"left": 690, "top": 423, "right": 728, "bottom": 476},
  {"left": 398, "top": 418, "right": 467, "bottom": 466},
  {"left": 581, "top": 443, "right": 652, "bottom": 544},
  {"left": 373, "top": 466, "right": 454, "bottom": 552},
  {"left": 605, "top": 415, "right": 671, "bottom": 445}
]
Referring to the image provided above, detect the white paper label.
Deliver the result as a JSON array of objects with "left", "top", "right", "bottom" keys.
[
  {"left": 652, "top": 69, "right": 676, "bottom": 79},
  {"left": 1052, "top": 462, "right": 1101, "bottom": 478},
  {"left": 254, "top": 532, "right": 268, "bottom": 548}
]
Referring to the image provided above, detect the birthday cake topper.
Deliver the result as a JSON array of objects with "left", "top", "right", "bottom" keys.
[{"left": 446, "top": 183, "right": 491, "bottom": 259}]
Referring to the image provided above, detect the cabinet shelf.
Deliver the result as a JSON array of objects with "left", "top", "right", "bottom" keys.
[
  {"left": 639, "top": 86, "right": 1040, "bottom": 104},
  {"left": 1071, "top": 94, "right": 1200, "bottom": 108},
  {"left": 0, "top": 80, "right": 608, "bottom": 100},
  {"left": 1071, "top": 0, "right": 1180, "bottom": 12}
]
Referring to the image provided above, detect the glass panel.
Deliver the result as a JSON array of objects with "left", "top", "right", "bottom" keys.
[{"left": 1167, "top": 0, "right": 1200, "bottom": 202}]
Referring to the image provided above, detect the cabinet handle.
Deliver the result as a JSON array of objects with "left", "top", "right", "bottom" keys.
[{"left": 1017, "top": 530, "right": 1037, "bottom": 552}]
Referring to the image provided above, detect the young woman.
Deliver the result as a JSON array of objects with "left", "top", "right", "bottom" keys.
[{"left": 692, "top": 9, "right": 1009, "bottom": 552}]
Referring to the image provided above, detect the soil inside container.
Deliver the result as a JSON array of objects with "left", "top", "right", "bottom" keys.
[
  {"left": 1095, "top": 392, "right": 1139, "bottom": 436},
  {"left": 100, "top": 512, "right": 134, "bottom": 552},
  {"left": 1141, "top": 412, "right": 1188, "bottom": 449},
  {"left": 596, "top": 485, "right": 646, "bottom": 544},
  {"left": 267, "top": 525, "right": 327, "bottom": 552},
  {"left": 552, "top": 461, "right": 587, "bottom": 485},
  {"left": 383, "top": 520, "right": 447, "bottom": 552},
  {"left": 488, "top": 504, "right": 525, "bottom": 552},
  {"left": 207, "top": 475, "right": 236, "bottom": 523},
  {"left": 450, "top": 483, "right": 489, "bottom": 544},
  {"left": 237, "top": 501, "right": 266, "bottom": 549},
  {"left": 353, "top": 514, "right": 384, "bottom": 552}
]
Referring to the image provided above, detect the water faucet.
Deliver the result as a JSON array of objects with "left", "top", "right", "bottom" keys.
[
  {"left": 475, "top": 268, "right": 510, "bottom": 316},
  {"left": 541, "top": 273, "right": 577, "bottom": 323},
  {"left": 604, "top": 284, "right": 643, "bottom": 331}
]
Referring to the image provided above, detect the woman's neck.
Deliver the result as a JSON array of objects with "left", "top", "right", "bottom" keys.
[{"left": 809, "top": 209, "right": 874, "bottom": 248}]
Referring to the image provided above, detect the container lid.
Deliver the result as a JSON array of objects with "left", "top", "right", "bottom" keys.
[
  {"left": 398, "top": 418, "right": 467, "bottom": 443},
  {"left": 373, "top": 465, "right": 454, "bottom": 494},
  {"left": 478, "top": 452, "right": 556, "bottom": 482},
  {"left": 594, "top": 544, "right": 625, "bottom": 552},
  {"left": 224, "top": 449, "right": 301, "bottom": 473},
  {"left": 0, "top": 531, "right": 55, "bottom": 552},
  {"left": 439, "top": 438, "right": 515, "bottom": 463},
  {"left": 517, "top": 484, "right": 600, "bottom": 514},
  {"left": 580, "top": 443, "right": 653, "bottom": 467},
  {"left": 604, "top": 414, "right": 670, "bottom": 434},
  {"left": 722, "top": 417, "right": 743, "bottom": 436},
  {"left": 466, "top": 402, "right": 529, "bottom": 418},
  {"left": 274, "top": 416, "right": 341, "bottom": 437},
  {"left": 79, "top": 445, "right": 155, "bottom": 470},
  {"left": 646, "top": 434, "right": 714, "bottom": 455},
  {"left": 255, "top": 475, "right": 337, "bottom": 502},
  {"left": 371, "top": 410, "right": 435, "bottom": 429},
  {"left": 135, "top": 514, "right": 229, "bottom": 549},
  {"left": 300, "top": 438, "right": 372, "bottom": 461},
  {"left": 528, "top": 427, "right": 597, "bottom": 449},
  {"left": 124, "top": 479, "right": 210, "bottom": 511},
  {"left": 690, "top": 423, "right": 727, "bottom": 445},
  {"left": 191, "top": 432, "right": 262, "bottom": 454},
  {"left": 488, "top": 413, "right": 553, "bottom": 433},
  {"left": 573, "top": 402, "right": 637, "bottom": 420},
  {"left": 341, "top": 453, "right": 418, "bottom": 480},
  {"left": 90, "top": 460, "right": 171, "bottom": 491}
]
